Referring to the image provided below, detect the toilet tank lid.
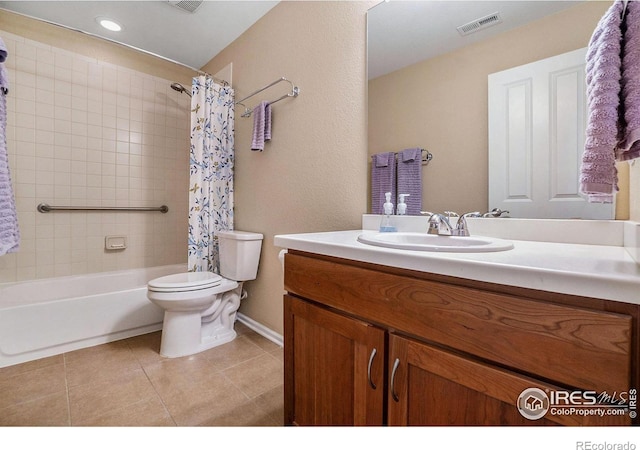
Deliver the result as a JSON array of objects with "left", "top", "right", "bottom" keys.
[{"left": 217, "top": 230, "right": 263, "bottom": 241}]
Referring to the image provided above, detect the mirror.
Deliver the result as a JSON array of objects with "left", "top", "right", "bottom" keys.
[{"left": 367, "top": 0, "right": 627, "bottom": 219}]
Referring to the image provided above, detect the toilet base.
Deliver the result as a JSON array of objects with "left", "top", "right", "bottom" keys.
[{"left": 157, "top": 285, "right": 244, "bottom": 358}]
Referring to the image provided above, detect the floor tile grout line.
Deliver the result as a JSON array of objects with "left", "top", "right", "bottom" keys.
[
  {"left": 139, "top": 363, "right": 179, "bottom": 426},
  {"left": 220, "top": 354, "right": 284, "bottom": 401},
  {"left": 126, "top": 335, "right": 179, "bottom": 426},
  {"left": 62, "top": 352, "right": 72, "bottom": 426}
]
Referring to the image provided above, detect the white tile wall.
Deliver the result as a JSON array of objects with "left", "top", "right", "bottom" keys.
[{"left": 0, "top": 31, "right": 190, "bottom": 282}]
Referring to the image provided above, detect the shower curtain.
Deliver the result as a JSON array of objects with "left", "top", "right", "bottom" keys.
[{"left": 188, "top": 76, "right": 235, "bottom": 272}]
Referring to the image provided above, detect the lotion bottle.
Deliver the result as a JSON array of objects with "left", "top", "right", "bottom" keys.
[
  {"left": 379, "top": 192, "right": 397, "bottom": 232},
  {"left": 397, "top": 194, "right": 410, "bottom": 215}
]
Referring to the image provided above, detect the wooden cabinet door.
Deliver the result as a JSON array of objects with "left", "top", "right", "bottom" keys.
[
  {"left": 284, "top": 295, "right": 386, "bottom": 426},
  {"left": 387, "top": 334, "right": 630, "bottom": 426}
]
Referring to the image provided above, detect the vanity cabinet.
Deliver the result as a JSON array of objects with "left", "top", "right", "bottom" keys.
[
  {"left": 283, "top": 250, "right": 637, "bottom": 426},
  {"left": 284, "top": 295, "right": 385, "bottom": 425}
]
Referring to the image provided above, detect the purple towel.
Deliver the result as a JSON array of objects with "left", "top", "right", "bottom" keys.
[
  {"left": 0, "top": 36, "right": 19, "bottom": 255},
  {"left": 617, "top": 0, "right": 640, "bottom": 162},
  {"left": 251, "top": 101, "right": 271, "bottom": 151},
  {"left": 580, "top": 0, "right": 623, "bottom": 203},
  {"left": 397, "top": 148, "right": 422, "bottom": 215},
  {"left": 0, "top": 36, "right": 7, "bottom": 95},
  {"left": 371, "top": 152, "right": 396, "bottom": 214}
]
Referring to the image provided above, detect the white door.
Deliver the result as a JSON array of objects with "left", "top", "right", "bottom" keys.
[{"left": 488, "top": 48, "right": 614, "bottom": 219}]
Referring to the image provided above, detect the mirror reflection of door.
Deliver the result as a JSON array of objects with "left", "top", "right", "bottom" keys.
[{"left": 488, "top": 47, "right": 614, "bottom": 219}]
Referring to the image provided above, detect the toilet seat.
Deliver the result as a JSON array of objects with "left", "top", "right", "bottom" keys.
[{"left": 148, "top": 272, "right": 223, "bottom": 293}]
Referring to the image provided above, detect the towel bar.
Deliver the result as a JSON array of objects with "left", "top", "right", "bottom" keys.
[
  {"left": 421, "top": 149, "right": 433, "bottom": 165},
  {"left": 235, "top": 77, "right": 300, "bottom": 118}
]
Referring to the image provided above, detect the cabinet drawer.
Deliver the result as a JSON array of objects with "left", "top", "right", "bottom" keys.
[{"left": 284, "top": 252, "right": 632, "bottom": 393}]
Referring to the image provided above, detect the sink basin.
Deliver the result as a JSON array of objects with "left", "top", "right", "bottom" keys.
[{"left": 357, "top": 232, "right": 514, "bottom": 253}]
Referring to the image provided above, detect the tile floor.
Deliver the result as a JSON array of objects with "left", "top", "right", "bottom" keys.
[{"left": 0, "top": 322, "right": 284, "bottom": 426}]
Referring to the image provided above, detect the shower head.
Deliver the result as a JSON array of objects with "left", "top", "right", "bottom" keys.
[{"left": 170, "top": 82, "right": 192, "bottom": 97}]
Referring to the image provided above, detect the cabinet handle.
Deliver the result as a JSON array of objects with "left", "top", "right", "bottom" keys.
[
  {"left": 390, "top": 358, "right": 401, "bottom": 402},
  {"left": 367, "top": 348, "right": 377, "bottom": 389}
]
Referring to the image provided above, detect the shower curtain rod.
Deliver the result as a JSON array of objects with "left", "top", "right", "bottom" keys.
[{"left": 1, "top": 8, "right": 228, "bottom": 85}]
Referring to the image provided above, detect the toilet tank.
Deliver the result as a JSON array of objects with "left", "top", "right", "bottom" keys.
[{"left": 217, "top": 230, "right": 263, "bottom": 281}]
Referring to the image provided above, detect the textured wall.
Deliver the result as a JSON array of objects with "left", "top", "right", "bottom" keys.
[{"left": 202, "top": 1, "right": 371, "bottom": 334}]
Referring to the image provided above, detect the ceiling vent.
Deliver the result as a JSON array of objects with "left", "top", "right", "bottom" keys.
[
  {"left": 167, "top": 1, "right": 204, "bottom": 14},
  {"left": 457, "top": 12, "right": 503, "bottom": 36}
]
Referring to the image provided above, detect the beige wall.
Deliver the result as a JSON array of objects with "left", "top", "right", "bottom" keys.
[
  {"left": 202, "top": 1, "right": 371, "bottom": 334},
  {"left": 369, "top": 1, "right": 632, "bottom": 219},
  {"left": 0, "top": 11, "right": 193, "bottom": 281}
]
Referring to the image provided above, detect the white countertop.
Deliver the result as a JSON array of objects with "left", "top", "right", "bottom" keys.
[{"left": 274, "top": 221, "right": 640, "bottom": 306}]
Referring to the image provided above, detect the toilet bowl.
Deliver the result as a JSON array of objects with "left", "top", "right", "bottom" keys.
[{"left": 147, "top": 230, "right": 263, "bottom": 358}]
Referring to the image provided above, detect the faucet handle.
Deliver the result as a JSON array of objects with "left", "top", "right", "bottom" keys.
[
  {"left": 483, "top": 208, "right": 510, "bottom": 218},
  {"left": 426, "top": 214, "right": 441, "bottom": 235},
  {"left": 452, "top": 212, "right": 481, "bottom": 236},
  {"left": 443, "top": 211, "right": 459, "bottom": 218}
]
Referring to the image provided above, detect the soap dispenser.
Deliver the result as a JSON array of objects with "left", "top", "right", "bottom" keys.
[
  {"left": 397, "top": 194, "right": 410, "bottom": 215},
  {"left": 379, "top": 192, "right": 397, "bottom": 232}
]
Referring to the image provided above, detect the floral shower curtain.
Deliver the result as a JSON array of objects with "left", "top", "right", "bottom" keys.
[{"left": 188, "top": 76, "right": 235, "bottom": 272}]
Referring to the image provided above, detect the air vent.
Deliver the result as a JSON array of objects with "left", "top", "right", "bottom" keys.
[
  {"left": 457, "top": 12, "right": 503, "bottom": 36},
  {"left": 167, "top": 1, "right": 204, "bottom": 14}
]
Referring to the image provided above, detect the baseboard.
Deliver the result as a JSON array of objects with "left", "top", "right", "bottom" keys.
[{"left": 237, "top": 312, "right": 283, "bottom": 348}]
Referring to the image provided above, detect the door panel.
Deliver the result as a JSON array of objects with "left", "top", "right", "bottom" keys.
[
  {"left": 488, "top": 47, "right": 613, "bottom": 219},
  {"left": 387, "top": 334, "right": 630, "bottom": 426},
  {"left": 284, "top": 295, "right": 385, "bottom": 425}
]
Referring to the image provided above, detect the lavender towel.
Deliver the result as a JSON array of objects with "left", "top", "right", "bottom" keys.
[
  {"left": 251, "top": 101, "right": 271, "bottom": 151},
  {"left": 0, "top": 36, "right": 7, "bottom": 95},
  {"left": 371, "top": 152, "right": 396, "bottom": 214},
  {"left": 0, "top": 37, "right": 19, "bottom": 255},
  {"left": 617, "top": 0, "right": 640, "bottom": 162},
  {"left": 579, "top": 0, "right": 623, "bottom": 203},
  {"left": 397, "top": 148, "right": 422, "bottom": 215}
]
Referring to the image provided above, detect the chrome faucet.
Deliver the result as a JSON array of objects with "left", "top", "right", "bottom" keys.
[
  {"left": 483, "top": 208, "right": 510, "bottom": 218},
  {"left": 421, "top": 211, "right": 481, "bottom": 236},
  {"left": 426, "top": 213, "right": 452, "bottom": 235}
]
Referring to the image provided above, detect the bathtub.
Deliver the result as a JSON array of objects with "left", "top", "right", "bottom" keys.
[{"left": 0, "top": 264, "right": 185, "bottom": 368}]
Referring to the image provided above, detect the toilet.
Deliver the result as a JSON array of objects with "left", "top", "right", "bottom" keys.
[{"left": 147, "top": 230, "right": 263, "bottom": 358}]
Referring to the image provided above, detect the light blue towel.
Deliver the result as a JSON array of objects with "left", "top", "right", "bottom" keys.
[
  {"left": 371, "top": 152, "right": 396, "bottom": 214},
  {"left": 397, "top": 148, "right": 422, "bottom": 215},
  {"left": 0, "top": 36, "right": 19, "bottom": 255}
]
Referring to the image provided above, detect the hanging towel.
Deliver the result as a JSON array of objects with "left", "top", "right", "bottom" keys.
[
  {"left": 251, "top": 101, "right": 271, "bottom": 151},
  {"left": 397, "top": 148, "right": 422, "bottom": 215},
  {"left": 0, "top": 37, "right": 19, "bottom": 255},
  {"left": 0, "top": 36, "right": 7, "bottom": 95},
  {"left": 579, "top": 0, "right": 624, "bottom": 203},
  {"left": 617, "top": 0, "right": 640, "bottom": 162},
  {"left": 371, "top": 152, "right": 396, "bottom": 214}
]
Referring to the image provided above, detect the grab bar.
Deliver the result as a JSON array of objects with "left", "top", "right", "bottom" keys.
[{"left": 37, "top": 203, "right": 169, "bottom": 213}]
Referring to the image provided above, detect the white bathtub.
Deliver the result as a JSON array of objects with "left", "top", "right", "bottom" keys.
[{"left": 0, "top": 264, "right": 185, "bottom": 368}]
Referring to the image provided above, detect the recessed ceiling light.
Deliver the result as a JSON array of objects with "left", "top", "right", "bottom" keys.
[{"left": 96, "top": 17, "right": 122, "bottom": 32}]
